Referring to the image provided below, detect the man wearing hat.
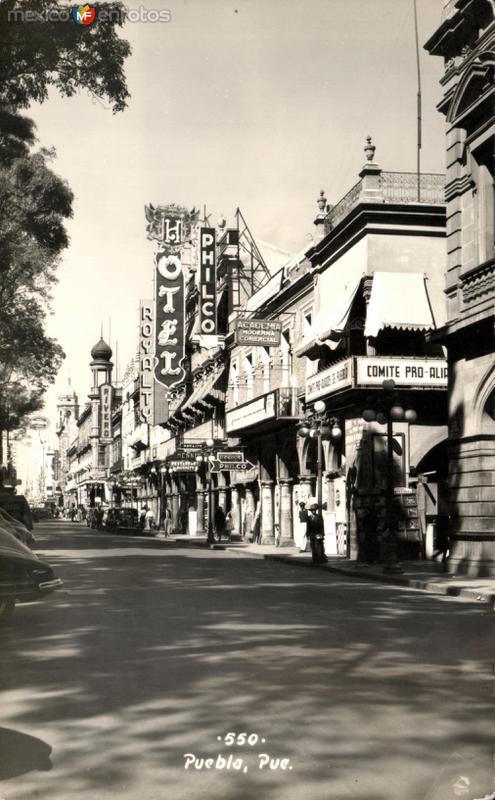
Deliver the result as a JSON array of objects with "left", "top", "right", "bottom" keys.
[{"left": 306, "top": 499, "right": 328, "bottom": 564}]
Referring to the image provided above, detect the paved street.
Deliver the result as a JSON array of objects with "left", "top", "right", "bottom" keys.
[{"left": 0, "top": 522, "right": 493, "bottom": 800}]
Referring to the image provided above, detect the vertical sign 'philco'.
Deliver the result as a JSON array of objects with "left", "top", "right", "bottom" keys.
[
  {"left": 154, "top": 248, "right": 185, "bottom": 389},
  {"left": 99, "top": 383, "right": 113, "bottom": 443},
  {"left": 199, "top": 228, "right": 216, "bottom": 334},
  {"left": 139, "top": 300, "right": 154, "bottom": 421}
]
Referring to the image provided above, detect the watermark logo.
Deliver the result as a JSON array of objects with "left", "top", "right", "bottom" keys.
[
  {"left": 72, "top": 4, "right": 95, "bottom": 25},
  {"left": 7, "top": 4, "right": 171, "bottom": 24}
]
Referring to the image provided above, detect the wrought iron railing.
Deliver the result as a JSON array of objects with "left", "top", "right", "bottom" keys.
[
  {"left": 379, "top": 172, "right": 445, "bottom": 204},
  {"left": 325, "top": 172, "right": 445, "bottom": 231}
]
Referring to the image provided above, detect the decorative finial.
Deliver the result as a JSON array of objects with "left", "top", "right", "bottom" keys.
[
  {"left": 317, "top": 190, "right": 328, "bottom": 214},
  {"left": 364, "top": 136, "right": 376, "bottom": 162}
]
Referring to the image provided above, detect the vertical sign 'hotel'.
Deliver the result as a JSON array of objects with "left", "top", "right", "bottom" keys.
[{"left": 199, "top": 228, "right": 216, "bottom": 334}]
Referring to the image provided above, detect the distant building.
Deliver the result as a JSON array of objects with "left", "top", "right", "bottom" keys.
[{"left": 425, "top": 0, "right": 495, "bottom": 574}]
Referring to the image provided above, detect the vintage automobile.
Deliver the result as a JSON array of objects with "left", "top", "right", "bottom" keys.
[
  {"left": 0, "top": 493, "right": 33, "bottom": 531},
  {"left": 0, "top": 507, "right": 36, "bottom": 549},
  {"left": 105, "top": 507, "right": 142, "bottom": 534},
  {"left": 0, "top": 526, "right": 62, "bottom": 624}
]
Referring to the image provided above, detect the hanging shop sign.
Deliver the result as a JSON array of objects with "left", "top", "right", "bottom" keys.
[
  {"left": 234, "top": 318, "right": 282, "bottom": 347},
  {"left": 355, "top": 357, "right": 448, "bottom": 388},
  {"left": 99, "top": 383, "right": 113, "bottom": 443},
  {"left": 225, "top": 392, "right": 276, "bottom": 433},
  {"left": 139, "top": 300, "right": 154, "bottom": 422},
  {"left": 166, "top": 459, "right": 198, "bottom": 473},
  {"left": 305, "top": 358, "right": 353, "bottom": 401},
  {"left": 199, "top": 228, "right": 217, "bottom": 335}
]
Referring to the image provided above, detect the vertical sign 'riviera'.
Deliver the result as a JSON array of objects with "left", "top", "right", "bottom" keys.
[
  {"left": 99, "top": 384, "right": 113, "bottom": 443},
  {"left": 139, "top": 300, "right": 154, "bottom": 421},
  {"left": 199, "top": 228, "right": 217, "bottom": 334}
]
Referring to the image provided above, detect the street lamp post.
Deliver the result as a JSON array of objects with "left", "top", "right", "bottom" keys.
[
  {"left": 362, "top": 379, "right": 418, "bottom": 574},
  {"left": 297, "top": 400, "right": 342, "bottom": 511},
  {"left": 196, "top": 438, "right": 215, "bottom": 544}
]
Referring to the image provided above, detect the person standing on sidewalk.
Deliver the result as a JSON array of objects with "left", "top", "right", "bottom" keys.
[
  {"left": 298, "top": 502, "right": 309, "bottom": 552},
  {"left": 163, "top": 505, "right": 171, "bottom": 537},
  {"left": 307, "top": 501, "right": 328, "bottom": 564}
]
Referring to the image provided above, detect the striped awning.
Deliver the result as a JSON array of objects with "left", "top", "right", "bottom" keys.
[{"left": 364, "top": 272, "right": 436, "bottom": 338}]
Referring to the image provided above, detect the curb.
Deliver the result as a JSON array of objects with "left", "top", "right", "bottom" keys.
[{"left": 148, "top": 535, "right": 495, "bottom": 609}]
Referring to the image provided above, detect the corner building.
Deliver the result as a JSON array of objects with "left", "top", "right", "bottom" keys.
[{"left": 425, "top": 0, "right": 495, "bottom": 574}]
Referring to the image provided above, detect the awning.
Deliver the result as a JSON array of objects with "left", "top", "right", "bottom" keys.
[
  {"left": 169, "top": 368, "right": 225, "bottom": 422},
  {"left": 364, "top": 272, "right": 436, "bottom": 338},
  {"left": 295, "top": 274, "right": 364, "bottom": 357}
]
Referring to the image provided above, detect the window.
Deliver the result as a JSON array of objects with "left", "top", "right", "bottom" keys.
[
  {"left": 245, "top": 353, "right": 254, "bottom": 400},
  {"left": 231, "top": 360, "right": 239, "bottom": 407},
  {"left": 281, "top": 329, "right": 292, "bottom": 387},
  {"left": 260, "top": 347, "right": 271, "bottom": 394}
]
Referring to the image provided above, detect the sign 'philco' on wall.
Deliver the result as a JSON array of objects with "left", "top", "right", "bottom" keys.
[
  {"left": 99, "top": 383, "right": 113, "bottom": 443},
  {"left": 199, "top": 228, "right": 216, "bottom": 334},
  {"left": 139, "top": 300, "right": 154, "bottom": 422},
  {"left": 234, "top": 318, "right": 282, "bottom": 347}
]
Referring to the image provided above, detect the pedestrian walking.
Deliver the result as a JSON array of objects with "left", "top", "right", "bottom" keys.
[
  {"left": 214, "top": 506, "right": 226, "bottom": 542},
  {"left": 432, "top": 516, "right": 450, "bottom": 564},
  {"left": 298, "top": 502, "right": 309, "bottom": 552},
  {"left": 163, "top": 505, "right": 171, "bottom": 537},
  {"left": 307, "top": 500, "right": 328, "bottom": 564},
  {"left": 145, "top": 506, "right": 155, "bottom": 531},
  {"left": 139, "top": 507, "right": 147, "bottom": 530},
  {"left": 225, "top": 510, "right": 234, "bottom": 542}
]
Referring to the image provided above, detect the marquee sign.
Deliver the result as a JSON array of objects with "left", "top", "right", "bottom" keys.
[
  {"left": 234, "top": 318, "right": 282, "bottom": 347},
  {"left": 199, "top": 228, "right": 216, "bottom": 335},
  {"left": 99, "top": 383, "right": 113, "bottom": 443},
  {"left": 355, "top": 357, "right": 448, "bottom": 388},
  {"left": 139, "top": 300, "right": 154, "bottom": 422},
  {"left": 306, "top": 359, "right": 353, "bottom": 401}
]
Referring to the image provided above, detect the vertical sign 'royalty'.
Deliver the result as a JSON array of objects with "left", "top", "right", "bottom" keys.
[
  {"left": 139, "top": 300, "right": 154, "bottom": 422},
  {"left": 199, "top": 228, "right": 216, "bottom": 334}
]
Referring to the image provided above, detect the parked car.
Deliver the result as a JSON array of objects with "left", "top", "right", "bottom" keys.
[
  {"left": 0, "top": 526, "right": 62, "bottom": 624},
  {"left": 0, "top": 507, "right": 36, "bottom": 549},
  {"left": 105, "top": 507, "right": 141, "bottom": 534},
  {"left": 0, "top": 493, "right": 33, "bottom": 531}
]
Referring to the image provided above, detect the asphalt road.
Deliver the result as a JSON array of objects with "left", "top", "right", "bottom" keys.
[{"left": 0, "top": 522, "right": 493, "bottom": 800}]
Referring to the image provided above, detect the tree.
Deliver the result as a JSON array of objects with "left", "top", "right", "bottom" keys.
[
  {"left": 0, "top": 146, "right": 71, "bottom": 434},
  {"left": 0, "top": 1, "right": 131, "bottom": 448},
  {"left": 0, "top": 1, "right": 131, "bottom": 114}
]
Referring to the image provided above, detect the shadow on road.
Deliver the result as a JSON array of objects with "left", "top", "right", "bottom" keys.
[
  {"left": 0, "top": 523, "right": 493, "bottom": 800},
  {"left": 0, "top": 727, "right": 52, "bottom": 780}
]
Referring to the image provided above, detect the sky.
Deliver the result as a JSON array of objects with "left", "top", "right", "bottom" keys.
[{"left": 25, "top": 0, "right": 446, "bottom": 446}]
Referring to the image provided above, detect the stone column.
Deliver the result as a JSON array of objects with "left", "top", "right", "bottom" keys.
[
  {"left": 298, "top": 476, "right": 314, "bottom": 504},
  {"left": 196, "top": 490, "right": 206, "bottom": 535},
  {"left": 217, "top": 488, "right": 227, "bottom": 511},
  {"left": 260, "top": 480, "right": 275, "bottom": 545},
  {"left": 170, "top": 485, "right": 180, "bottom": 533},
  {"left": 230, "top": 485, "right": 242, "bottom": 541},
  {"left": 278, "top": 479, "right": 294, "bottom": 547},
  {"left": 244, "top": 485, "right": 256, "bottom": 539}
]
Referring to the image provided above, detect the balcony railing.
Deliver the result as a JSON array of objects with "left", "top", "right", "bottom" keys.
[{"left": 325, "top": 172, "right": 445, "bottom": 231}]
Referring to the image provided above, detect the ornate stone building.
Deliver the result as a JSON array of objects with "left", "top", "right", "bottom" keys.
[{"left": 425, "top": 0, "right": 495, "bottom": 574}]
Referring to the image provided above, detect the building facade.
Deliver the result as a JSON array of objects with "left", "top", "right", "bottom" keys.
[{"left": 425, "top": 0, "right": 495, "bottom": 574}]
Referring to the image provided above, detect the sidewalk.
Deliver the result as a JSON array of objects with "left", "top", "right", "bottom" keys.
[{"left": 164, "top": 533, "right": 495, "bottom": 608}]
